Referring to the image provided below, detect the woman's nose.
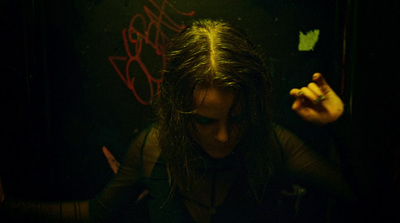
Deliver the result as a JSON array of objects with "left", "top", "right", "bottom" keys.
[{"left": 216, "top": 124, "right": 229, "bottom": 143}]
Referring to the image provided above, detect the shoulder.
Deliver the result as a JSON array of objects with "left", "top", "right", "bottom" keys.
[
  {"left": 273, "top": 124, "right": 304, "bottom": 145},
  {"left": 138, "top": 124, "right": 163, "bottom": 178},
  {"left": 123, "top": 124, "right": 162, "bottom": 177},
  {"left": 142, "top": 125, "right": 162, "bottom": 164},
  {"left": 127, "top": 124, "right": 161, "bottom": 153}
]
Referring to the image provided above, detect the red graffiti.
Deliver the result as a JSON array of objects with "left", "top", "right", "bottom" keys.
[{"left": 109, "top": 0, "right": 195, "bottom": 105}]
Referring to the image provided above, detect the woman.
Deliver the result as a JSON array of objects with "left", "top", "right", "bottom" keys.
[{"left": 1, "top": 19, "right": 364, "bottom": 222}]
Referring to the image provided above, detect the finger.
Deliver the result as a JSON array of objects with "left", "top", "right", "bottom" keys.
[
  {"left": 289, "top": 88, "right": 302, "bottom": 98},
  {"left": 312, "top": 73, "right": 332, "bottom": 93},
  {"left": 307, "top": 82, "right": 326, "bottom": 102},
  {"left": 289, "top": 89, "right": 309, "bottom": 111},
  {"left": 102, "top": 146, "right": 121, "bottom": 174},
  {"left": 135, "top": 189, "right": 150, "bottom": 204},
  {"left": 299, "top": 87, "right": 322, "bottom": 105},
  {"left": 102, "top": 146, "right": 115, "bottom": 159}
]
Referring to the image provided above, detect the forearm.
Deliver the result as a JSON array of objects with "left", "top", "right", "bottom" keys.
[{"left": 0, "top": 196, "right": 90, "bottom": 223}]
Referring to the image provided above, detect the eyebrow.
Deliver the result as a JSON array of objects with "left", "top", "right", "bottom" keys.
[{"left": 192, "top": 112, "right": 245, "bottom": 123}]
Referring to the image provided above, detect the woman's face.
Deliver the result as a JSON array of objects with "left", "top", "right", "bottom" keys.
[{"left": 190, "top": 87, "right": 245, "bottom": 159}]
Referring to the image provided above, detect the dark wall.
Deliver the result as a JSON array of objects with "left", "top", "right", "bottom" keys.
[
  {"left": 350, "top": 0, "right": 400, "bottom": 219},
  {"left": 1, "top": 0, "right": 398, "bottom": 216}
]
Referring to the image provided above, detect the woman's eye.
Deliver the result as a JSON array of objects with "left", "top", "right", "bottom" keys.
[{"left": 194, "top": 115, "right": 215, "bottom": 125}]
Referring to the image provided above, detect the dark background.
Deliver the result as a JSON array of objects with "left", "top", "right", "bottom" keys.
[{"left": 1, "top": 0, "right": 399, "bottom": 221}]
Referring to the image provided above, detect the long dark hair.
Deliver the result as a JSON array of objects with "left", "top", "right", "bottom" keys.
[{"left": 155, "top": 19, "right": 275, "bottom": 202}]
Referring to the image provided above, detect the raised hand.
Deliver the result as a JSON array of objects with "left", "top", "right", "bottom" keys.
[{"left": 289, "top": 73, "right": 344, "bottom": 125}]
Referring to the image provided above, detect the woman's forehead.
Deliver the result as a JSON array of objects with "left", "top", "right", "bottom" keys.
[{"left": 192, "top": 87, "right": 243, "bottom": 113}]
